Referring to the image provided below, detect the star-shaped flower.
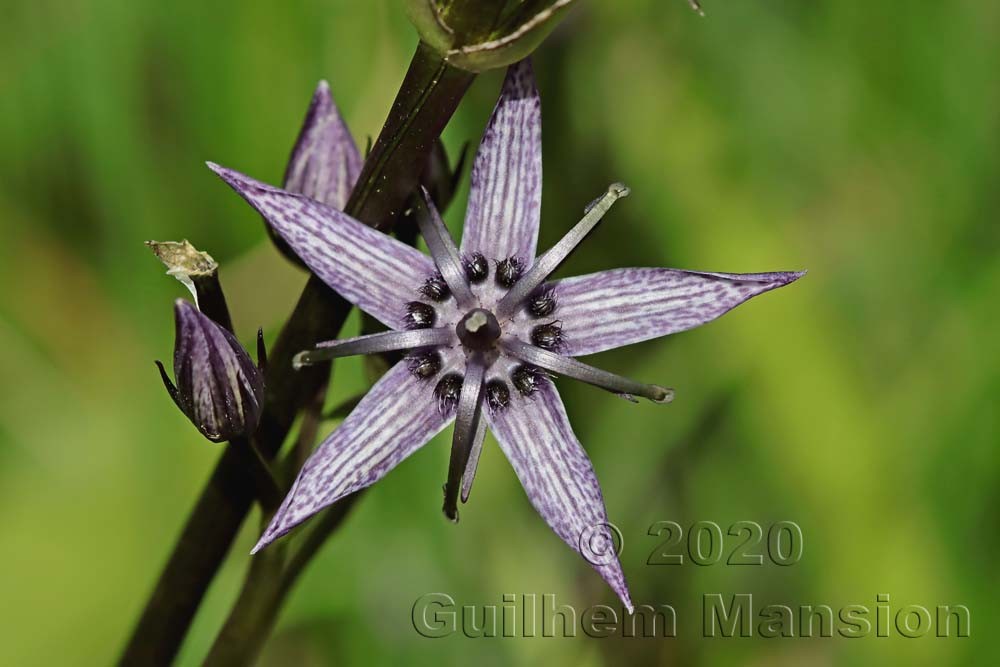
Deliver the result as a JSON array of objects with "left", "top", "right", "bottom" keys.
[{"left": 209, "top": 61, "right": 802, "bottom": 611}]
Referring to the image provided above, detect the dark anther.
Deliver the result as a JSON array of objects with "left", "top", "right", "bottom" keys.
[
  {"left": 485, "top": 379, "right": 511, "bottom": 413},
  {"left": 531, "top": 321, "right": 563, "bottom": 350},
  {"left": 434, "top": 373, "right": 463, "bottom": 413},
  {"left": 528, "top": 289, "right": 557, "bottom": 318},
  {"left": 464, "top": 252, "right": 489, "bottom": 283},
  {"left": 496, "top": 256, "right": 524, "bottom": 288},
  {"left": 419, "top": 274, "right": 450, "bottom": 301},
  {"left": 511, "top": 365, "right": 549, "bottom": 397},
  {"left": 404, "top": 301, "right": 436, "bottom": 329},
  {"left": 407, "top": 350, "right": 442, "bottom": 379}
]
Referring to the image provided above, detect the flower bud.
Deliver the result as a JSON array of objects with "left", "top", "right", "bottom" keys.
[
  {"left": 268, "top": 80, "right": 363, "bottom": 267},
  {"left": 157, "top": 299, "right": 265, "bottom": 443}
]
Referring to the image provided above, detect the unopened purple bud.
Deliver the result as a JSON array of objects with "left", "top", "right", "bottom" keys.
[
  {"left": 267, "top": 80, "right": 362, "bottom": 267},
  {"left": 157, "top": 299, "right": 265, "bottom": 443}
]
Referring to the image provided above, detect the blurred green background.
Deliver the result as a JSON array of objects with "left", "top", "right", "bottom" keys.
[{"left": 0, "top": 1, "right": 995, "bottom": 665}]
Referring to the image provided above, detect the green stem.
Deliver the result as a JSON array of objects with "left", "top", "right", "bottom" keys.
[
  {"left": 201, "top": 494, "right": 362, "bottom": 667},
  {"left": 241, "top": 438, "right": 283, "bottom": 514},
  {"left": 201, "top": 540, "right": 288, "bottom": 667},
  {"left": 279, "top": 493, "right": 362, "bottom": 590}
]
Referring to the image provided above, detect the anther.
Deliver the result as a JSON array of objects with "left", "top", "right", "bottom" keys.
[
  {"left": 404, "top": 301, "right": 436, "bottom": 329},
  {"left": 496, "top": 257, "right": 524, "bottom": 288},
  {"left": 531, "top": 322, "right": 563, "bottom": 350},
  {"left": 419, "top": 274, "right": 450, "bottom": 301},
  {"left": 407, "top": 350, "right": 442, "bottom": 379},
  {"left": 485, "top": 379, "right": 511, "bottom": 413},
  {"left": 511, "top": 365, "right": 549, "bottom": 397},
  {"left": 528, "top": 289, "right": 557, "bottom": 318},
  {"left": 434, "top": 373, "right": 463, "bottom": 414},
  {"left": 464, "top": 253, "right": 489, "bottom": 283}
]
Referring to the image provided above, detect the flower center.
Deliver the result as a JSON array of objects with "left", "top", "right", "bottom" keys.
[{"left": 456, "top": 308, "right": 501, "bottom": 351}]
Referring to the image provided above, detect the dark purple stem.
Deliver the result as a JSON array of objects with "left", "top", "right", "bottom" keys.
[{"left": 119, "top": 43, "right": 474, "bottom": 667}]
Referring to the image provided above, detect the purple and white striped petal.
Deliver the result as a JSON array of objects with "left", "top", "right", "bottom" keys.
[
  {"left": 460, "top": 60, "right": 542, "bottom": 264},
  {"left": 253, "top": 361, "right": 454, "bottom": 552},
  {"left": 486, "top": 382, "right": 634, "bottom": 612},
  {"left": 209, "top": 164, "right": 435, "bottom": 330},
  {"left": 284, "top": 81, "right": 362, "bottom": 209},
  {"left": 551, "top": 268, "right": 805, "bottom": 356}
]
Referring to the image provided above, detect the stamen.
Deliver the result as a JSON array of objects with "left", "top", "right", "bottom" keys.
[
  {"left": 528, "top": 289, "right": 557, "bottom": 317},
  {"left": 404, "top": 301, "right": 437, "bottom": 329},
  {"left": 293, "top": 328, "right": 454, "bottom": 368},
  {"left": 496, "top": 256, "right": 525, "bottom": 288},
  {"left": 443, "top": 361, "right": 486, "bottom": 522},
  {"left": 530, "top": 321, "right": 563, "bottom": 350},
  {"left": 407, "top": 350, "right": 443, "bottom": 379},
  {"left": 464, "top": 253, "right": 489, "bottom": 283},
  {"left": 434, "top": 373, "right": 464, "bottom": 414},
  {"left": 419, "top": 273, "right": 450, "bottom": 301},
  {"left": 511, "top": 364, "right": 550, "bottom": 397},
  {"left": 496, "top": 183, "right": 630, "bottom": 316},
  {"left": 414, "top": 189, "right": 474, "bottom": 305},
  {"left": 485, "top": 379, "right": 511, "bottom": 412},
  {"left": 460, "top": 417, "right": 487, "bottom": 504},
  {"left": 502, "top": 338, "right": 673, "bottom": 404}
]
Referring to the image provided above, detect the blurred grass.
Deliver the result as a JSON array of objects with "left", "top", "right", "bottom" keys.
[{"left": 0, "top": 1, "right": 995, "bottom": 665}]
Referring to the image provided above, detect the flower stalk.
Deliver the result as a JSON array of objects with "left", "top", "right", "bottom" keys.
[{"left": 120, "top": 43, "right": 479, "bottom": 666}]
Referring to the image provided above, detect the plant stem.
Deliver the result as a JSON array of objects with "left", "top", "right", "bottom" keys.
[
  {"left": 202, "top": 494, "right": 361, "bottom": 667},
  {"left": 241, "top": 438, "right": 283, "bottom": 514},
  {"left": 201, "top": 540, "right": 288, "bottom": 667},
  {"left": 119, "top": 43, "right": 473, "bottom": 666},
  {"left": 279, "top": 493, "right": 362, "bottom": 590}
]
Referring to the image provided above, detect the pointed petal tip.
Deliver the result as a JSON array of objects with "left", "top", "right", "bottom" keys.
[
  {"left": 763, "top": 269, "right": 807, "bottom": 290},
  {"left": 206, "top": 161, "right": 237, "bottom": 182},
  {"left": 308, "top": 80, "right": 333, "bottom": 112},
  {"left": 609, "top": 576, "right": 634, "bottom": 614},
  {"left": 207, "top": 163, "right": 281, "bottom": 198},
  {"left": 205, "top": 161, "right": 248, "bottom": 185},
  {"left": 173, "top": 297, "right": 195, "bottom": 317},
  {"left": 774, "top": 269, "right": 807, "bottom": 285},
  {"left": 250, "top": 525, "right": 282, "bottom": 555},
  {"left": 206, "top": 161, "right": 243, "bottom": 188}
]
